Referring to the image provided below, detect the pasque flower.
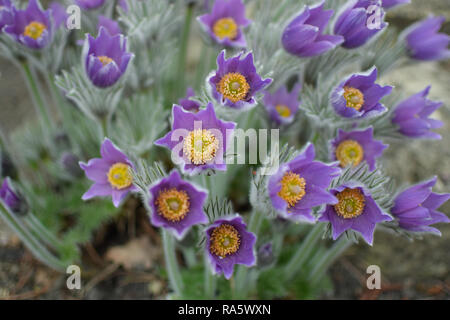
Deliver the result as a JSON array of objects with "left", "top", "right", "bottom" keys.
[
  {"left": 0, "top": 177, "right": 28, "bottom": 216},
  {"left": 80, "top": 138, "right": 137, "bottom": 207},
  {"left": 319, "top": 182, "right": 392, "bottom": 245},
  {"left": 197, "top": 0, "right": 251, "bottom": 48},
  {"left": 50, "top": 2, "right": 68, "bottom": 29},
  {"left": 208, "top": 50, "right": 272, "bottom": 110},
  {"left": 82, "top": 27, "right": 133, "bottom": 88},
  {"left": 334, "top": 0, "right": 387, "bottom": 49},
  {"left": 268, "top": 144, "right": 341, "bottom": 222},
  {"left": 381, "top": 0, "right": 410, "bottom": 10},
  {"left": 404, "top": 16, "right": 450, "bottom": 61},
  {"left": 331, "top": 67, "right": 392, "bottom": 118},
  {"left": 263, "top": 83, "right": 302, "bottom": 126},
  {"left": 155, "top": 103, "right": 236, "bottom": 175},
  {"left": 282, "top": 1, "right": 344, "bottom": 57},
  {"left": 205, "top": 215, "right": 256, "bottom": 279},
  {"left": 75, "top": 0, "right": 105, "bottom": 10},
  {"left": 392, "top": 86, "right": 443, "bottom": 140},
  {"left": 4, "top": 0, "right": 53, "bottom": 49},
  {"left": 391, "top": 177, "right": 450, "bottom": 235},
  {"left": 178, "top": 88, "right": 201, "bottom": 113},
  {"left": 331, "top": 127, "right": 387, "bottom": 171},
  {"left": 0, "top": 0, "right": 13, "bottom": 32},
  {"left": 98, "top": 16, "right": 121, "bottom": 36}
]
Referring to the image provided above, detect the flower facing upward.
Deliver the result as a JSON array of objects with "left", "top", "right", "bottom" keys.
[
  {"left": 79, "top": 138, "right": 137, "bottom": 207},
  {"left": 205, "top": 215, "right": 256, "bottom": 279},
  {"left": 282, "top": 1, "right": 344, "bottom": 57},
  {"left": 197, "top": 0, "right": 250, "bottom": 48},
  {"left": 155, "top": 103, "right": 236, "bottom": 175},
  {"left": 83, "top": 27, "right": 133, "bottom": 88},
  {"left": 268, "top": 144, "right": 341, "bottom": 222},
  {"left": 391, "top": 177, "right": 450, "bottom": 235},
  {"left": 75, "top": 0, "right": 105, "bottom": 10},
  {"left": 0, "top": 178, "right": 28, "bottom": 216},
  {"left": 331, "top": 67, "right": 392, "bottom": 118},
  {"left": 331, "top": 127, "right": 387, "bottom": 171},
  {"left": 263, "top": 84, "right": 302, "bottom": 126},
  {"left": 4, "top": 0, "right": 53, "bottom": 49},
  {"left": 209, "top": 50, "right": 272, "bottom": 110},
  {"left": 178, "top": 88, "right": 201, "bottom": 113},
  {"left": 319, "top": 183, "right": 392, "bottom": 245},
  {"left": 149, "top": 170, "right": 208, "bottom": 239},
  {"left": 392, "top": 86, "right": 443, "bottom": 140},
  {"left": 381, "top": 0, "right": 410, "bottom": 10}
]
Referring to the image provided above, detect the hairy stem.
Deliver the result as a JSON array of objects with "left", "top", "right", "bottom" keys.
[{"left": 162, "top": 229, "right": 184, "bottom": 298}]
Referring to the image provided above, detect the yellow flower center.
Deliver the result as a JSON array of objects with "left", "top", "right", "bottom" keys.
[
  {"left": 335, "top": 140, "right": 364, "bottom": 168},
  {"left": 183, "top": 129, "right": 219, "bottom": 165},
  {"left": 278, "top": 171, "right": 306, "bottom": 208},
  {"left": 23, "top": 21, "right": 46, "bottom": 40},
  {"left": 275, "top": 105, "right": 291, "bottom": 118},
  {"left": 210, "top": 224, "right": 241, "bottom": 258},
  {"left": 334, "top": 188, "right": 365, "bottom": 219},
  {"left": 343, "top": 87, "right": 364, "bottom": 111},
  {"left": 213, "top": 17, "right": 238, "bottom": 40},
  {"left": 98, "top": 56, "right": 114, "bottom": 66},
  {"left": 107, "top": 163, "right": 133, "bottom": 190},
  {"left": 156, "top": 188, "right": 190, "bottom": 222},
  {"left": 217, "top": 72, "right": 250, "bottom": 103}
]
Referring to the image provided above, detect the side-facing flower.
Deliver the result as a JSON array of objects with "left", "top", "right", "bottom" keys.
[
  {"left": 263, "top": 83, "right": 302, "bottom": 126},
  {"left": 268, "top": 144, "right": 341, "bottom": 222},
  {"left": 79, "top": 138, "right": 137, "bottom": 207},
  {"left": 82, "top": 27, "right": 133, "bottom": 88},
  {"left": 0, "top": 0, "right": 13, "bottom": 32},
  {"left": 205, "top": 215, "right": 256, "bottom": 279},
  {"left": 155, "top": 103, "right": 236, "bottom": 175},
  {"left": 319, "top": 182, "right": 392, "bottom": 245},
  {"left": 4, "top": 0, "right": 53, "bottom": 49},
  {"left": 148, "top": 170, "right": 208, "bottom": 239},
  {"left": 381, "top": 0, "right": 410, "bottom": 10},
  {"left": 178, "top": 88, "right": 201, "bottom": 113},
  {"left": 392, "top": 86, "right": 443, "bottom": 140},
  {"left": 282, "top": 1, "right": 344, "bottom": 57},
  {"left": 0, "top": 177, "right": 28, "bottom": 216},
  {"left": 98, "top": 15, "right": 121, "bottom": 36},
  {"left": 331, "top": 67, "right": 392, "bottom": 119},
  {"left": 404, "top": 16, "right": 450, "bottom": 61},
  {"left": 331, "top": 127, "right": 387, "bottom": 171},
  {"left": 75, "top": 0, "right": 105, "bottom": 10},
  {"left": 334, "top": 0, "right": 387, "bottom": 49},
  {"left": 391, "top": 177, "right": 450, "bottom": 235},
  {"left": 208, "top": 50, "right": 272, "bottom": 110},
  {"left": 197, "top": 0, "right": 250, "bottom": 48}
]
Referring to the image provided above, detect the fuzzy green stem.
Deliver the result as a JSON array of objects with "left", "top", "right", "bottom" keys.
[
  {"left": 25, "top": 213, "right": 63, "bottom": 250},
  {"left": 204, "top": 252, "right": 216, "bottom": 299},
  {"left": 162, "top": 229, "right": 184, "bottom": 298},
  {"left": 176, "top": 4, "right": 194, "bottom": 97}
]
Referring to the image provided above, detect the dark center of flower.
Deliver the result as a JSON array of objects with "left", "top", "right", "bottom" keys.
[
  {"left": 275, "top": 105, "right": 291, "bottom": 118},
  {"left": 278, "top": 171, "right": 306, "bottom": 208},
  {"left": 213, "top": 17, "right": 238, "bottom": 40},
  {"left": 217, "top": 72, "right": 250, "bottom": 103},
  {"left": 107, "top": 163, "right": 133, "bottom": 190},
  {"left": 343, "top": 87, "right": 364, "bottom": 111},
  {"left": 210, "top": 224, "right": 241, "bottom": 258},
  {"left": 335, "top": 140, "right": 364, "bottom": 168},
  {"left": 334, "top": 188, "right": 365, "bottom": 219},
  {"left": 183, "top": 129, "right": 219, "bottom": 165},
  {"left": 23, "top": 21, "right": 46, "bottom": 40},
  {"left": 156, "top": 188, "right": 190, "bottom": 222},
  {"left": 97, "top": 55, "right": 114, "bottom": 66}
]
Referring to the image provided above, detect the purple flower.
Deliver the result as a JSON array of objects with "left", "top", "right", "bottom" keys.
[
  {"left": 75, "top": 0, "right": 105, "bottom": 10},
  {"left": 334, "top": 0, "right": 387, "bottom": 49},
  {"left": 178, "top": 88, "right": 201, "bottom": 113},
  {"left": 118, "top": 0, "right": 128, "bottom": 12},
  {"left": 268, "top": 144, "right": 341, "bottom": 223},
  {"left": 392, "top": 86, "right": 443, "bottom": 140},
  {"left": 197, "top": 0, "right": 250, "bottom": 48},
  {"left": 4, "top": 0, "right": 53, "bottom": 49},
  {"left": 82, "top": 27, "right": 133, "bottom": 88},
  {"left": 50, "top": 2, "right": 68, "bottom": 29},
  {"left": 381, "top": 0, "right": 410, "bottom": 10},
  {"left": 0, "top": 177, "right": 27, "bottom": 216},
  {"left": 404, "top": 16, "right": 450, "bottom": 61},
  {"left": 331, "top": 67, "right": 392, "bottom": 119},
  {"left": 391, "top": 177, "right": 450, "bottom": 235},
  {"left": 205, "top": 215, "right": 256, "bottom": 279},
  {"left": 148, "top": 170, "right": 208, "bottom": 239},
  {"left": 155, "top": 103, "right": 236, "bottom": 175},
  {"left": 263, "top": 83, "right": 302, "bottom": 125},
  {"left": 97, "top": 16, "right": 121, "bottom": 36},
  {"left": 79, "top": 138, "right": 137, "bottom": 207},
  {"left": 331, "top": 127, "right": 388, "bottom": 171},
  {"left": 319, "top": 182, "right": 392, "bottom": 245},
  {"left": 0, "top": 0, "right": 13, "bottom": 33},
  {"left": 208, "top": 50, "right": 272, "bottom": 110},
  {"left": 282, "top": 1, "right": 344, "bottom": 58}
]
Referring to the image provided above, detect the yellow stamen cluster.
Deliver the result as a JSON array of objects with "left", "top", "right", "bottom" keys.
[
  {"left": 23, "top": 21, "right": 46, "bottom": 40},
  {"left": 107, "top": 163, "right": 133, "bottom": 190},
  {"left": 334, "top": 188, "right": 365, "bottom": 219},
  {"left": 183, "top": 129, "right": 219, "bottom": 165},
  {"left": 213, "top": 17, "right": 238, "bottom": 40},
  {"left": 156, "top": 188, "right": 190, "bottom": 222},
  {"left": 217, "top": 72, "right": 250, "bottom": 103},
  {"left": 335, "top": 140, "right": 364, "bottom": 168},
  {"left": 278, "top": 171, "right": 306, "bottom": 208},
  {"left": 98, "top": 55, "right": 114, "bottom": 66},
  {"left": 210, "top": 224, "right": 241, "bottom": 258},
  {"left": 275, "top": 105, "right": 291, "bottom": 118},
  {"left": 343, "top": 86, "right": 364, "bottom": 111}
]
